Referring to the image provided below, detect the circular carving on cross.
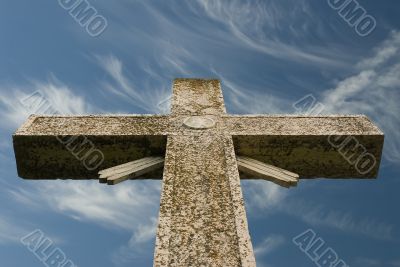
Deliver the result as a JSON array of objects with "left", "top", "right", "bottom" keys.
[{"left": 183, "top": 116, "right": 216, "bottom": 129}]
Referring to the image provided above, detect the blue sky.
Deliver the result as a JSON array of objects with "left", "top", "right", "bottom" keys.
[{"left": 0, "top": 0, "right": 400, "bottom": 266}]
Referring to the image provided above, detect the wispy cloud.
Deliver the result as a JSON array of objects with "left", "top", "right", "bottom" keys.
[
  {"left": 111, "top": 217, "right": 158, "bottom": 265},
  {"left": 280, "top": 199, "right": 394, "bottom": 241},
  {"left": 9, "top": 181, "right": 161, "bottom": 232},
  {"left": 352, "top": 257, "right": 400, "bottom": 267},
  {"left": 243, "top": 181, "right": 288, "bottom": 211},
  {"left": 321, "top": 31, "right": 400, "bottom": 163},
  {"left": 221, "top": 78, "right": 291, "bottom": 114},
  {"left": 244, "top": 181, "right": 393, "bottom": 241},
  {"left": 254, "top": 234, "right": 285, "bottom": 256},
  {"left": 191, "top": 0, "right": 350, "bottom": 67},
  {"left": 253, "top": 234, "right": 285, "bottom": 267},
  {"left": 0, "top": 212, "right": 63, "bottom": 245},
  {"left": 353, "top": 257, "right": 382, "bottom": 267},
  {"left": 8, "top": 180, "right": 162, "bottom": 263},
  {"left": 0, "top": 76, "right": 94, "bottom": 129},
  {"left": 356, "top": 31, "right": 400, "bottom": 69},
  {"left": 95, "top": 54, "right": 172, "bottom": 114},
  {"left": 0, "top": 67, "right": 163, "bottom": 264},
  {"left": 0, "top": 215, "right": 29, "bottom": 244},
  {"left": 218, "top": 27, "right": 400, "bottom": 164},
  {"left": 390, "top": 260, "right": 400, "bottom": 267}
]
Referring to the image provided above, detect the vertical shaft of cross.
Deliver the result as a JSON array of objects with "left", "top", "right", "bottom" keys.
[
  {"left": 12, "top": 78, "right": 385, "bottom": 266},
  {"left": 153, "top": 79, "right": 256, "bottom": 266}
]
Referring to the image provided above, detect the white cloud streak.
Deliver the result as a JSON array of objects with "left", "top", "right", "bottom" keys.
[
  {"left": 0, "top": 76, "right": 93, "bottom": 129},
  {"left": 0, "top": 215, "right": 29, "bottom": 244},
  {"left": 8, "top": 180, "right": 162, "bottom": 263},
  {"left": 244, "top": 180, "right": 394, "bottom": 241},
  {"left": 0, "top": 76, "right": 162, "bottom": 261},
  {"left": 321, "top": 31, "right": 400, "bottom": 163},
  {"left": 243, "top": 181, "right": 288, "bottom": 211},
  {"left": 221, "top": 78, "right": 291, "bottom": 114},
  {"left": 353, "top": 257, "right": 400, "bottom": 267},
  {"left": 282, "top": 199, "right": 393, "bottom": 241},
  {"left": 111, "top": 216, "right": 158, "bottom": 265},
  {"left": 96, "top": 55, "right": 172, "bottom": 114},
  {"left": 254, "top": 234, "right": 285, "bottom": 256},
  {"left": 8, "top": 180, "right": 161, "bottom": 232},
  {"left": 192, "top": 0, "right": 349, "bottom": 67}
]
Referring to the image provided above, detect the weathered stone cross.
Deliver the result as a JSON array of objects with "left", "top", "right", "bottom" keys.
[{"left": 13, "top": 79, "right": 383, "bottom": 266}]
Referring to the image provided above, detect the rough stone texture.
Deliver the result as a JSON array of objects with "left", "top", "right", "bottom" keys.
[
  {"left": 224, "top": 115, "right": 382, "bottom": 136},
  {"left": 13, "top": 115, "right": 171, "bottom": 179},
  {"left": 155, "top": 133, "right": 253, "bottom": 266},
  {"left": 171, "top": 79, "right": 226, "bottom": 115},
  {"left": 15, "top": 115, "right": 171, "bottom": 135},
  {"left": 13, "top": 78, "right": 385, "bottom": 267},
  {"left": 225, "top": 115, "right": 384, "bottom": 178},
  {"left": 14, "top": 132, "right": 167, "bottom": 179},
  {"left": 154, "top": 79, "right": 255, "bottom": 266},
  {"left": 14, "top": 114, "right": 383, "bottom": 179}
]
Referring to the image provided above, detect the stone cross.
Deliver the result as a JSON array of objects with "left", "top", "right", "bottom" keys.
[{"left": 13, "top": 79, "right": 384, "bottom": 267}]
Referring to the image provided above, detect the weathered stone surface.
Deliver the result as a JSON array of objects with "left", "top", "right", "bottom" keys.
[
  {"left": 13, "top": 115, "right": 169, "bottom": 179},
  {"left": 226, "top": 115, "right": 383, "bottom": 178},
  {"left": 183, "top": 116, "right": 216, "bottom": 129},
  {"left": 154, "top": 79, "right": 255, "bottom": 266},
  {"left": 15, "top": 115, "right": 172, "bottom": 136},
  {"left": 13, "top": 78, "right": 384, "bottom": 267},
  {"left": 171, "top": 79, "right": 226, "bottom": 115},
  {"left": 14, "top": 114, "right": 383, "bottom": 179},
  {"left": 155, "top": 132, "right": 254, "bottom": 266},
  {"left": 13, "top": 133, "right": 167, "bottom": 179},
  {"left": 224, "top": 115, "right": 382, "bottom": 136}
]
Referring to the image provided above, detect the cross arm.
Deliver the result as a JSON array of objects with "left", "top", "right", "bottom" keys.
[
  {"left": 13, "top": 115, "right": 170, "bottom": 179},
  {"left": 224, "top": 115, "right": 384, "bottom": 178}
]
